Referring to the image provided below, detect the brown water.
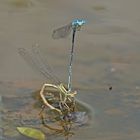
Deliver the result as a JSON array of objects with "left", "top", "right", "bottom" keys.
[{"left": 1, "top": 0, "right": 140, "bottom": 139}]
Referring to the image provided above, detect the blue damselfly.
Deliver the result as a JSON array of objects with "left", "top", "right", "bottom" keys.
[{"left": 52, "top": 19, "right": 86, "bottom": 92}]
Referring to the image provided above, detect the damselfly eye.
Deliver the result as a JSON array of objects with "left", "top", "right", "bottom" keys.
[{"left": 72, "top": 19, "right": 86, "bottom": 27}]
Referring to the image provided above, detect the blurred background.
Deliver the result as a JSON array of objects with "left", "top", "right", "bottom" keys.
[{"left": 0, "top": 0, "right": 140, "bottom": 140}]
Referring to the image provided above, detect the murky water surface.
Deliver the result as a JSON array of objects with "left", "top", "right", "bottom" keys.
[{"left": 1, "top": 0, "right": 140, "bottom": 139}]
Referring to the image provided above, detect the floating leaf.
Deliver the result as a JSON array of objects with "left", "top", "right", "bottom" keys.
[{"left": 17, "top": 127, "right": 45, "bottom": 140}]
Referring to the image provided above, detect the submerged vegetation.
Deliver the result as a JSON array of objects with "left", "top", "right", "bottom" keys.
[
  {"left": 92, "top": 5, "right": 106, "bottom": 11},
  {"left": 17, "top": 84, "right": 89, "bottom": 140},
  {"left": 9, "top": 0, "right": 32, "bottom": 8},
  {"left": 39, "top": 83, "right": 77, "bottom": 139}
]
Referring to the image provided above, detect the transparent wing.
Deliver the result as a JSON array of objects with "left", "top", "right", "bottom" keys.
[
  {"left": 52, "top": 23, "right": 72, "bottom": 39},
  {"left": 18, "top": 46, "right": 96, "bottom": 91},
  {"left": 18, "top": 45, "right": 60, "bottom": 84}
]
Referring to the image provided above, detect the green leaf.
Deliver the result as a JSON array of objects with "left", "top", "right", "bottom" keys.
[{"left": 17, "top": 127, "right": 45, "bottom": 140}]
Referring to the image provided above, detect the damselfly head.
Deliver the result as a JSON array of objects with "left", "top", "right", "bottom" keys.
[{"left": 72, "top": 19, "right": 86, "bottom": 30}]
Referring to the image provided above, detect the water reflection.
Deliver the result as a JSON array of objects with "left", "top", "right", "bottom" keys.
[
  {"left": 1, "top": 0, "right": 140, "bottom": 139},
  {"left": 1, "top": 81, "right": 94, "bottom": 139}
]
